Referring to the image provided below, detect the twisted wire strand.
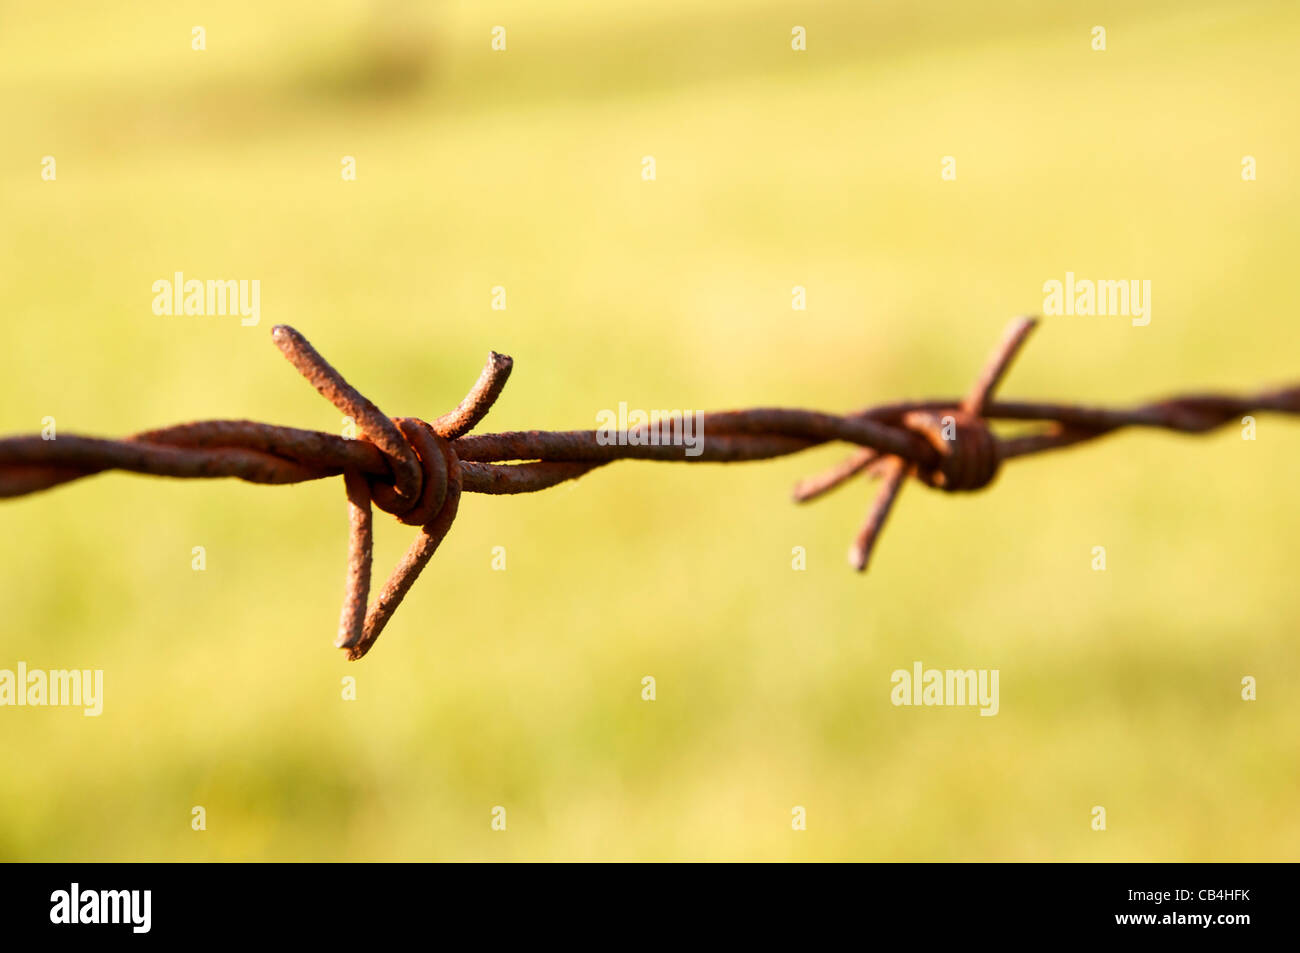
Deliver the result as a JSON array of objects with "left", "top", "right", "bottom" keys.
[{"left": 1, "top": 319, "right": 1296, "bottom": 659}]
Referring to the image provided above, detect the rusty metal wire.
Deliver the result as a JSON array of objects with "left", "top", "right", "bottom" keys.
[{"left": 2, "top": 319, "right": 1296, "bottom": 659}]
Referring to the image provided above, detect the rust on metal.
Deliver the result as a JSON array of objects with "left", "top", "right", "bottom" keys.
[{"left": 1, "top": 319, "right": 1297, "bottom": 660}]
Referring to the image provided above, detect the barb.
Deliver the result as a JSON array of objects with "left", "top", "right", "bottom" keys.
[
  {"left": 844, "top": 315, "right": 1037, "bottom": 570},
  {"left": 2, "top": 320, "right": 1296, "bottom": 660}
]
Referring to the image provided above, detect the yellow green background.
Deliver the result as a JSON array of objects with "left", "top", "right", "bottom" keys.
[{"left": 1, "top": 0, "right": 1296, "bottom": 860}]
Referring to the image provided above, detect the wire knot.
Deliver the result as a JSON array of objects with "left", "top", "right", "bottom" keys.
[
  {"left": 822, "top": 316, "right": 1041, "bottom": 572},
  {"left": 261, "top": 325, "right": 515, "bottom": 660},
  {"left": 902, "top": 409, "right": 1000, "bottom": 492},
  {"left": 366, "top": 417, "right": 451, "bottom": 525}
]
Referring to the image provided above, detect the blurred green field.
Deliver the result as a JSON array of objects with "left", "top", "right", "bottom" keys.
[{"left": 1, "top": 0, "right": 1297, "bottom": 861}]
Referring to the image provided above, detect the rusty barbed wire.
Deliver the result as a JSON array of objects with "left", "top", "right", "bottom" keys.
[{"left": 2, "top": 318, "right": 1297, "bottom": 659}]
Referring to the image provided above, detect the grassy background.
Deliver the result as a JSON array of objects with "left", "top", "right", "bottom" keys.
[{"left": 1, "top": 0, "right": 1297, "bottom": 860}]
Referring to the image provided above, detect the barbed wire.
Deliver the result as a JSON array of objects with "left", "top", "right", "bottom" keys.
[{"left": 3, "top": 319, "right": 1296, "bottom": 659}]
